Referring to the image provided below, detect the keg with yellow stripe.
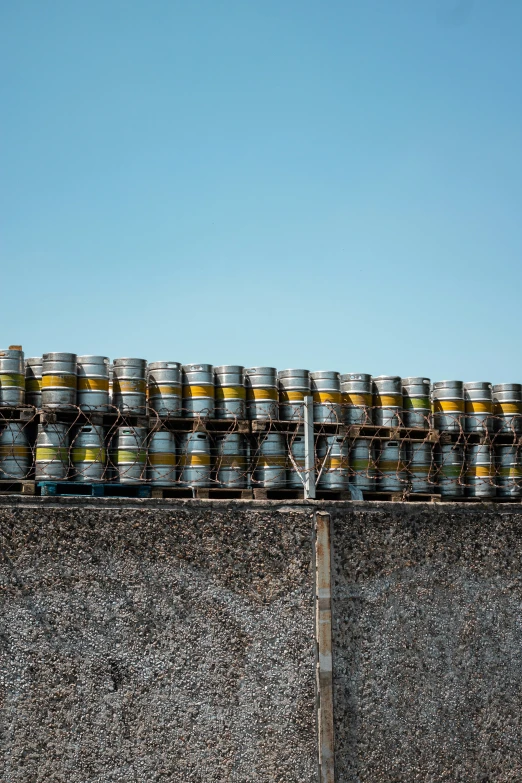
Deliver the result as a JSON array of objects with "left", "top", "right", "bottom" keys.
[
  {"left": 71, "top": 425, "right": 106, "bottom": 482},
  {"left": 496, "top": 445, "right": 522, "bottom": 498},
  {"left": 110, "top": 426, "right": 147, "bottom": 484},
  {"left": 41, "top": 352, "right": 77, "bottom": 409},
  {"left": 340, "top": 374, "right": 372, "bottom": 426},
  {"left": 147, "top": 430, "right": 177, "bottom": 486},
  {"left": 113, "top": 358, "right": 147, "bottom": 414},
  {"left": 25, "top": 357, "right": 42, "bottom": 408},
  {"left": 402, "top": 377, "right": 431, "bottom": 429},
  {"left": 35, "top": 422, "right": 69, "bottom": 480},
  {"left": 435, "top": 443, "right": 465, "bottom": 498},
  {"left": 377, "top": 440, "right": 407, "bottom": 491},
  {"left": 317, "top": 435, "right": 349, "bottom": 490},
  {"left": 287, "top": 432, "right": 305, "bottom": 489},
  {"left": 493, "top": 384, "right": 522, "bottom": 434},
  {"left": 0, "top": 348, "right": 25, "bottom": 407},
  {"left": 432, "top": 380, "right": 464, "bottom": 432},
  {"left": 252, "top": 432, "right": 286, "bottom": 488},
  {"left": 245, "top": 367, "right": 279, "bottom": 420},
  {"left": 214, "top": 432, "right": 247, "bottom": 488},
  {"left": 178, "top": 431, "right": 211, "bottom": 487},
  {"left": 278, "top": 369, "right": 310, "bottom": 421},
  {"left": 0, "top": 422, "right": 31, "bottom": 479},
  {"left": 310, "top": 371, "right": 341, "bottom": 424},
  {"left": 372, "top": 376, "right": 402, "bottom": 427},
  {"left": 464, "top": 381, "right": 493, "bottom": 434},
  {"left": 349, "top": 438, "right": 376, "bottom": 491},
  {"left": 466, "top": 443, "right": 496, "bottom": 497},
  {"left": 182, "top": 364, "right": 215, "bottom": 419},
  {"left": 214, "top": 366, "right": 245, "bottom": 419},
  {"left": 148, "top": 361, "right": 182, "bottom": 417},
  {"left": 406, "top": 441, "right": 434, "bottom": 493},
  {"left": 77, "top": 356, "right": 110, "bottom": 412}
]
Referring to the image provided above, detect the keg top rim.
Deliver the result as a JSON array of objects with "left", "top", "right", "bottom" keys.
[
  {"left": 77, "top": 355, "right": 109, "bottom": 363},
  {"left": 432, "top": 380, "right": 464, "bottom": 386},
  {"left": 214, "top": 365, "right": 245, "bottom": 374},
  {"left": 401, "top": 377, "right": 430, "bottom": 385},
  {"left": 25, "top": 357, "right": 42, "bottom": 365},
  {"left": 42, "top": 352, "right": 77, "bottom": 361},
  {"left": 310, "top": 370, "right": 340, "bottom": 378},
  {"left": 277, "top": 368, "right": 310, "bottom": 377},
  {"left": 493, "top": 383, "right": 522, "bottom": 390},
  {"left": 113, "top": 357, "right": 147, "bottom": 365},
  {"left": 182, "top": 363, "right": 214, "bottom": 371},
  {"left": 148, "top": 361, "right": 182, "bottom": 370},
  {"left": 245, "top": 367, "right": 278, "bottom": 374},
  {"left": 339, "top": 373, "right": 372, "bottom": 381},
  {"left": 372, "top": 375, "right": 401, "bottom": 382}
]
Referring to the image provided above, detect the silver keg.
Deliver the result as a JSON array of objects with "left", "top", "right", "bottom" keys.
[
  {"left": 466, "top": 443, "right": 496, "bottom": 498},
  {"left": 245, "top": 367, "right": 279, "bottom": 420},
  {"left": 147, "top": 362, "right": 182, "bottom": 417},
  {"left": 112, "top": 358, "right": 147, "bottom": 414},
  {"left": 434, "top": 443, "right": 465, "bottom": 498},
  {"left": 0, "top": 422, "right": 31, "bottom": 479},
  {"left": 182, "top": 364, "right": 215, "bottom": 419},
  {"left": 402, "top": 377, "right": 431, "bottom": 429},
  {"left": 110, "top": 426, "right": 147, "bottom": 484},
  {"left": 77, "top": 356, "right": 110, "bottom": 412},
  {"left": 41, "top": 352, "right": 77, "bottom": 409},
  {"left": 278, "top": 369, "right": 311, "bottom": 421},
  {"left": 287, "top": 432, "right": 306, "bottom": 489},
  {"left": 214, "top": 366, "right": 246, "bottom": 419},
  {"left": 493, "top": 384, "right": 522, "bottom": 434},
  {"left": 372, "top": 376, "right": 402, "bottom": 427},
  {"left": 35, "top": 422, "right": 69, "bottom": 480},
  {"left": 464, "top": 381, "right": 493, "bottom": 433},
  {"left": 310, "top": 371, "right": 341, "bottom": 423},
  {"left": 340, "top": 374, "right": 372, "bottom": 426},
  {"left": 348, "top": 438, "right": 376, "bottom": 491},
  {"left": 378, "top": 440, "right": 407, "bottom": 491},
  {"left": 0, "top": 348, "right": 25, "bottom": 407},
  {"left": 214, "top": 432, "right": 247, "bottom": 488},
  {"left": 316, "top": 435, "right": 349, "bottom": 490},
  {"left": 178, "top": 431, "right": 211, "bottom": 487},
  {"left": 252, "top": 431, "right": 286, "bottom": 488},
  {"left": 406, "top": 441, "right": 433, "bottom": 493},
  {"left": 432, "top": 381, "right": 464, "bottom": 432},
  {"left": 25, "top": 357, "right": 42, "bottom": 408},
  {"left": 147, "top": 430, "right": 176, "bottom": 486},
  {"left": 71, "top": 425, "right": 106, "bottom": 482},
  {"left": 496, "top": 445, "right": 522, "bottom": 499}
]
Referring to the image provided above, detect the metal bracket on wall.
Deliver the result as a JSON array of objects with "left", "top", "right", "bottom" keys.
[{"left": 315, "top": 511, "right": 335, "bottom": 783}]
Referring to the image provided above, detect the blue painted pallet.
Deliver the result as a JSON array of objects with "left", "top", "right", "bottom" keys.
[{"left": 37, "top": 481, "right": 151, "bottom": 498}]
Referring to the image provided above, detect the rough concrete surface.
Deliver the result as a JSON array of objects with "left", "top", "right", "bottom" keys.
[
  {"left": 331, "top": 503, "right": 522, "bottom": 783},
  {"left": 0, "top": 499, "right": 316, "bottom": 782}
]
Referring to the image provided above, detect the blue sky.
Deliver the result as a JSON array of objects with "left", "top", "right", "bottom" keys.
[{"left": 1, "top": 0, "right": 521, "bottom": 381}]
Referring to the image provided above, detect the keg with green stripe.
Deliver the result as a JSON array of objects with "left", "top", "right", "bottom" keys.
[
  {"left": 278, "top": 369, "right": 310, "bottom": 421},
  {"left": 41, "top": 352, "right": 77, "bottom": 409},
  {"left": 0, "top": 348, "right": 25, "bottom": 407},
  {"left": 464, "top": 381, "right": 493, "bottom": 434},
  {"left": 147, "top": 430, "right": 177, "bottom": 486},
  {"left": 77, "top": 356, "right": 110, "bottom": 412},
  {"left": 349, "top": 438, "right": 376, "bottom": 491},
  {"left": 432, "top": 381, "right": 464, "bottom": 432},
  {"left": 405, "top": 441, "right": 434, "bottom": 492},
  {"left": 252, "top": 432, "right": 286, "bottom": 488},
  {"left": 340, "top": 374, "right": 372, "bottom": 425},
  {"left": 316, "top": 435, "right": 349, "bottom": 490},
  {"left": 178, "top": 431, "right": 211, "bottom": 487},
  {"left": 0, "top": 422, "right": 31, "bottom": 479},
  {"left": 287, "top": 431, "right": 306, "bottom": 489},
  {"left": 35, "top": 423, "right": 69, "bottom": 480},
  {"left": 147, "top": 362, "right": 182, "bottom": 417},
  {"left": 372, "top": 376, "right": 402, "bottom": 427},
  {"left": 182, "top": 364, "right": 215, "bottom": 418},
  {"left": 245, "top": 367, "right": 279, "bottom": 420},
  {"left": 113, "top": 358, "right": 147, "bottom": 414},
  {"left": 71, "top": 425, "right": 106, "bottom": 482},
  {"left": 466, "top": 443, "right": 496, "bottom": 498},
  {"left": 214, "top": 432, "right": 247, "bottom": 488},
  {"left": 310, "top": 371, "right": 341, "bottom": 423},
  {"left": 402, "top": 377, "right": 431, "bottom": 429},
  {"left": 434, "top": 443, "right": 465, "bottom": 498},
  {"left": 496, "top": 445, "right": 522, "bottom": 499},
  {"left": 377, "top": 440, "right": 408, "bottom": 491},
  {"left": 25, "top": 357, "right": 42, "bottom": 408},
  {"left": 493, "top": 384, "right": 522, "bottom": 434},
  {"left": 214, "top": 366, "right": 245, "bottom": 419},
  {"left": 110, "top": 426, "right": 147, "bottom": 484}
]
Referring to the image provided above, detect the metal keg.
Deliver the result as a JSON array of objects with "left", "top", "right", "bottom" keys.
[
  {"left": 214, "top": 366, "right": 245, "bottom": 419},
  {"left": 287, "top": 432, "right": 306, "bottom": 489},
  {"left": 214, "top": 432, "right": 247, "bottom": 488},
  {"left": 377, "top": 440, "right": 407, "bottom": 492},
  {"left": 35, "top": 423, "right": 69, "bottom": 480},
  {"left": 110, "top": 426, "right": 147, "bottom": 484},
  {"left": 434, "top": 443, "right": 465, "bottom": 498},
  {"left": 496, "top": 445, "right": 522, "bottom": 499},
  {"left": 108, "top": 364, "right": 114, "bottom": 409},
  {"left": 252, "top": 432, "right": 286, "bottom": 488},
  {"left": 349, "top": 438, "right": 376, "bottom": 491},
  {"left": 77, "top": 356, "right": 110, "bottom": 413},
  {"left": 147, "top": 362, "right": 182, "bottom": 418},
  {"left": 178, "top": 431, "right": 211, "bottom": 487},
  {"left": 41, "top": 352, "right": 77, "bottom": 409},
  {"left": 112, "top": 358, "right": 147, "bottom": 414},
  {"left": 493, "top": 384, "right": 522, "bottom": 434},
  {"left": 71, "top": 425, "right": 106, "bottom": 482},
  {"left": 466, "top": 443, "right": 496, "bottom": 498},
  {"left": 432, "top": 381, "right": 464, "bottom": 432},
  {"left": 316, "top": 435, "right": 349, "bottom": 490},
  {"left": 310, "top": 371, "right": 341, "bottom": 424},
  {"left": 406, "top": 441, "right": 433, "bottom": 493},
  {"left": 464, "top": 381, "right": 493, "bottom": 433},
  {"left": 25, "top": 357, "right": 42, "bottom": 408},
  {"left": 278, "top": 369, "right": 311, "bottom": 421},
  {"left": 147, "top": 430, "right": 176, "bottom": 486},
  {"left": 182, "top": 364, "right": 214, "bottom": 419},
  {"left": 245, "top": 367, "right": 278, "bottom": 420},
  {"left": 372, "top": 376, "right": 402, "bottom": 427},
  {"left": 0, "top": 422, "right": 31, "bottom": 479},
  {"left": 402, "top": 377, "right": 431, "bottom": 429},
  {"left": 340, "top": 374, "right": 372, "bottom": 426},
  {"left": 0, "top": 348, "right": 25, "bottom": 407}
]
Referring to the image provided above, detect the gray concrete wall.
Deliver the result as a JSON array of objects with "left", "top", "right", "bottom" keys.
[{"left": 0, "top": 498, "right": 317, "bottom": 783}]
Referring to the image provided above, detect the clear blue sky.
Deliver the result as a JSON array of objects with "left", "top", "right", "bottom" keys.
[{"left": 1, "top": 0, "right": 521, "bottom": 382}]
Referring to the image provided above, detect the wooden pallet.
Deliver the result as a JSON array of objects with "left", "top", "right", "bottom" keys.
[
  {"left": 37, "top": 481, "right": 151, "bottom": 498},
  {"left": 39, "top": 409, "right": 150, "bottom": 428},
  {"left": 0, "top": 479, "right": 35, "bottom": 495},
  {"left": 0, "top": 406, "right": 35, "bottom": 422},
  {"left": 155, "top": 417, "right": 250, "bottom": 434},
  {"left": 252, "top": 488, "right": 303, "bottom": 500},
  {"left": 150, "top": 486, "right": 253, "bottom": 499},
  {"left": 362, "top": 491, "right": 441, "bottom": 503}
]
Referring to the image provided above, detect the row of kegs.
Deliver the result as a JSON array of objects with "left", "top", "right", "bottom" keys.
[
  {"left": 0, "top": 350, "right": 520, "bottom": 431},
  {"left": 0, "top": 421, "right": 520, "bottom": 497}
]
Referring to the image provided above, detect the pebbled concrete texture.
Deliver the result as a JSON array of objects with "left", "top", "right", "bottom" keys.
[
  {"left": 0, "top": 499, "right": 316, "bottom": 783},
  {"left": 331, "top": 503, "right": 522, "bottom": 783}
]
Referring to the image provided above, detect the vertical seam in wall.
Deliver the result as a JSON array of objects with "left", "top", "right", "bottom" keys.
[{"left": 315, "top": 510, "right": 335, "bottom": 783}]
